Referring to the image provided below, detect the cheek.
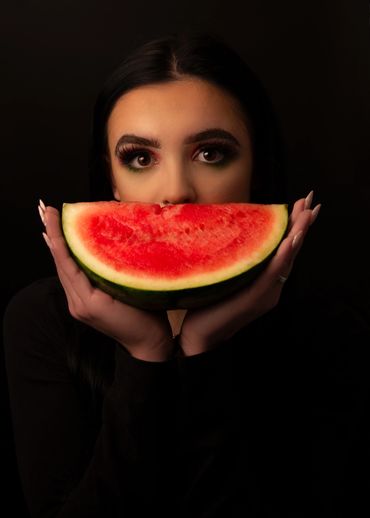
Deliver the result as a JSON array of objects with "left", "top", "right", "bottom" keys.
[
  {"left": 222, "top": 162, "right": 252, "bottom": 201},
  {"left": 110, "top": 165, "right": 128, "bottom": 199},
  {"left": 196, "top": 168, "right": 251, "bottom": 203},
  {"left": 222, "top": 179, "right": 251, "bottom": 202},
  {"left": 110, "top": 169, "right": 155, "bottom": 202}
]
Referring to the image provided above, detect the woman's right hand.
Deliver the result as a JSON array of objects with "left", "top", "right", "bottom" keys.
[{"left": 40, "top": 203, "right": 174, "bottom": 362}]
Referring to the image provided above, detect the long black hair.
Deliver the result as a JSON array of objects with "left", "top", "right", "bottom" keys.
[
  {"left": 69, "top": 30, "right": 288, "bottom": 399},
  {"left": 88, "top": 30, "right": 287, "bottom": 204}
]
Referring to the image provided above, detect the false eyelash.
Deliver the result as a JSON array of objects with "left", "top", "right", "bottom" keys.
[{"left": 116, "top": 144, "right": 154, "bottom": 166}]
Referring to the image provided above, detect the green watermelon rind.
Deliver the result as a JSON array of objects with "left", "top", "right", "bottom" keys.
[
  {"left": 65, "top": 227, "right": 288, "bottom": 310},
  {"left": 61, "top": 202, "right": 289, "bottom": 310}
]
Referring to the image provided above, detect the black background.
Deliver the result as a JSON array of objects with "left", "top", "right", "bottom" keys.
[{"left": 1, "top": 1, "right": 369, "bottom": 514}]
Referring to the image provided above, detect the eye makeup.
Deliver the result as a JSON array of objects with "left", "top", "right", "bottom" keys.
[
  {"left": 115, "top": 140, "right": 240, "bottom": 172},
  {"left": 116, "top": 144, "right": 158, "bottom": 172},
  {"left": 196, "top": 141, "right": 239, "bottom": 168}
]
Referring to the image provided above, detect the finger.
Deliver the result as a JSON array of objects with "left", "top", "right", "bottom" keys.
[
  {"left": 44, "top": 207, "right": 92, "bottom": 290},
  {"left": 42, "top": 233, "right": 82, "bottom": 311},
  {"left": 287, "top": 197, "right": 305, "bottom": 231},
  {"left": 52, "top": 240, "right": 94, "bottom": 306},
  {"left": 44, "top": 206, "right": 66, "bottom": 242},
  {"left": 44, "top": 209, "right": 94, "bottom": 305},
  {"left": 304, "top": 190, "right": 314, "bottom": 210},
  {"left": 310, "top": 203, "right": 321, "bottom": 225},
  {"left": 275, "top": 209, "right": 313, "bottom": 281},
  {"left": 263, "top": 234, "right": 296, "bottom": 289},
  {"left": 252, "top": 210, "right": 310, "bottom": 296},
  {"left": 38, "top": 201, "right": 46, "bottom": 226},
  {"left": 288, "top": 190, "right": 316, "bottom": 231},
  {"left": 286, "top": 209, "right": 313, "bottom": 248}
]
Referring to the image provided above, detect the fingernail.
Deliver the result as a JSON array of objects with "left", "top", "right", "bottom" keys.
[
  {"left": 39, "top": 199, "right": 46, "bottom": 211},
  {"left": 42, "top": 232, "right": 52, "bottom": 249},
  {"left": 292, "top": 230, "right": 303, "bottom": 249},
  {"left": 310, "top": 203, "right": 321, "bottom": 224},
  {"left": 38, "top": 204, "right": 46, "bottom": 226},
  {"left": 304, "top": 190, "right": 314, "bottom": 210}
]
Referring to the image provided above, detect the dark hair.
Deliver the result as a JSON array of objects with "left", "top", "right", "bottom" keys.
[
  {"left": 88, "top": 30, "right": 286, "bottom": 204},
  {"left": 70, "top": 31, "right": 287, "bottom": 398}
]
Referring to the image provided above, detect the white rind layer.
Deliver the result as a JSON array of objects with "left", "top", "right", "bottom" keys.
[{"left": 62, "top": 202, "right": 288, "bottom": 291}]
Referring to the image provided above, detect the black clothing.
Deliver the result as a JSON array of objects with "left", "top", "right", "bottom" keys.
[{"left": 3, "top": 276, "right": 370, "bottom": 517}]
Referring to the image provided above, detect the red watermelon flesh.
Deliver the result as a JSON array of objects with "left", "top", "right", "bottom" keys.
[{"left": 62, "top": 201, "right": 288, "bottom": 309}]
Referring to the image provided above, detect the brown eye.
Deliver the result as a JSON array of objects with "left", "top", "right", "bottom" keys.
[
  {"left": 196, "top": 143, "right": 238, "bottom": 166},
  {"left": 134, "top": 153, "right": 152, "bottom": 167},
  {"left": 198, "top": 147, "right": 224, "bottom": 163},
  {"left": 116, "top": 145, "right": 157, "bottom": 171}
]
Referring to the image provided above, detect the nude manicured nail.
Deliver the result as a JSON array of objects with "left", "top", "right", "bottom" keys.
[
  {"left": 39, "top": 199, "right": 46, "bottom": 211},
  {"left": 42, "top": 232, "right": 52, "bottom": 249},
  {"left": 304, "top": 190, "right": 314, "bottom": 210},
  {"left": 38, "top": 204, "right": 46, "bottom": 225},
  {"left": 311, "top": 203, "right": 321, "bottom": 224},
  {"left": 292, "top": 230, "right": 303, "bottom": 249}
]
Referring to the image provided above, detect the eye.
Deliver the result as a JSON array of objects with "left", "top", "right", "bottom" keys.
[
  {"left": 116, "top": 141, "right": 239, "bottom": 172},
  {"left": 116, "top": 145, "right": 157, "bottom": 171},
  {"left": 197, "top": 146, "right": 224, "bottom": 163},
  {"left": 195, "top": 143, "right": 238, "bottom": 165}
]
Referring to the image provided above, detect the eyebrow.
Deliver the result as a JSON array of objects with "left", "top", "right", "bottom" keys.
[{"left": 114, "top": 128, "right": 241, "bottom": 154}]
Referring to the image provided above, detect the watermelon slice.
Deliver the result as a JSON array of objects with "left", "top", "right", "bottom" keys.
[{"left": 61, "top": 201, "right": 288, "bottom": 310}]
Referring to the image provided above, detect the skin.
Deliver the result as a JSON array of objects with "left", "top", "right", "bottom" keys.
[
  {"left": 107, "top": 78, "right": 254, "bottom": 205},
  {"left": 41, "top": 78, "right": 320, "bottom": 361},
  {"left": 107, "top": 79, "right": 254, "bottom": 336}
]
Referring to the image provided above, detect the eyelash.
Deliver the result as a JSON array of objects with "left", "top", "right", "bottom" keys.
[{"left": 116, "top": 141, "right": 238, "bottom": 172}]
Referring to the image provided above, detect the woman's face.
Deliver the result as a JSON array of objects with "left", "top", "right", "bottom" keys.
[{"left": 106, "top": 78, "right": 253, "bottom": 204}]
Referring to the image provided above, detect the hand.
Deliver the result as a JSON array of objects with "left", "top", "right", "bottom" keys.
[
  {"left": 39, "top": 203, "right": 174, "bottom": 362},
  {"left": 179, "top": 192, "right": 321, "bottom": 356}
]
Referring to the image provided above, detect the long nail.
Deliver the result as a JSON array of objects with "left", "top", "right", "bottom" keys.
[
  {"left": 310, "top": 203, "right": 321, "bottom": 224},
  {"left": 304, "top": 190, "right": 314, "bottom": 210},
  {"left": 42, "top": 232, "right": 52, "bottom": 248},
  {"left": 292, "top": 230, "right": 303, "bottom": 249},
  {"left": 38, "top": 204, "right": 46, "bottom": 225},
  {"left": 39, "top": 199, "right": 46, "bottom": 211}
]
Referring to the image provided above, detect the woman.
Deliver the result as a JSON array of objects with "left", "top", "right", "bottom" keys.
[{"left": 4, "top": 31, "right": 368, "bottom": 517}]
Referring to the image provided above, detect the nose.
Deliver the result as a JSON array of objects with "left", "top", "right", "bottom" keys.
[{"left": 160, "top": 163, "right": 197, "bottom": 205}]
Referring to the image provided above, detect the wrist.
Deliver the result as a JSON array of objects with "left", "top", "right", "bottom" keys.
[
  {"left": 116, "top": 337, "right": 176, "bottom": 362},
  {"left": 178, "top": 334, "right": 207, "bottom": 357}
]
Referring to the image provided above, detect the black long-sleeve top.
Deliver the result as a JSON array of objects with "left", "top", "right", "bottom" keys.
[{"left": 3, "top": 276, "right": 370, "bottom": 517}]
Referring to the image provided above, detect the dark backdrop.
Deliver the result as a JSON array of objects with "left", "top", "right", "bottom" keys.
[{"left": 1, "top": 1, "right": 369, "bottom": 514}]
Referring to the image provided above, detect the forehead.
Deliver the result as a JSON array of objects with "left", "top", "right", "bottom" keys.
[{"left": 107, "top": 78, "right": 249, "bottom": 140}]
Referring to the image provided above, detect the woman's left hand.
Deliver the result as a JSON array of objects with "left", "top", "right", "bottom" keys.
[{"left": 179, "top": 193, "right": 321, "bottom": 356}]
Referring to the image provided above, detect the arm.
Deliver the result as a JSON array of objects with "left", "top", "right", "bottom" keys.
[{"left": 3, "top": 279, "right": 178, "bottom": 517}]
